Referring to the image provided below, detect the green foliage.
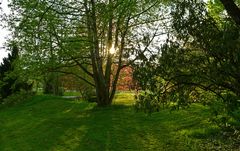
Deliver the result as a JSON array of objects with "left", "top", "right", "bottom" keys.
[
  {"left": 63, "top": 91, "right": 81, "bottom": 96},
  {"left": 43, "top": 72, "right": 63, "bottom": 96},
  {"left": 134, "top": 91, "right": 162, "bottom": 114},
  {"left": 207, "top": 94, "right": 240, "bottom": 134},
  {"left": 0, "top": 45, "right": 33, "bottom": 101},
  {"left": 0, "top": 45, "right": 19, "bottom": 99},
  {"left": 207, "top": 0, "right": 225, "bottom": 25},
  {"left": 80, "top": 86, "right": 96, "bottom": 102},
  {"left": 169, "top": 0, "right": 240, "bottom": 132},
  {"left": 0, "top": 90, "right": 34, "bottom": 108},
  {"left": 133, "top": 0, "right": 240, "bottom": 134}
]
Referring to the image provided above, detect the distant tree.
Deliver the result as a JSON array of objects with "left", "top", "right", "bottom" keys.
[
  {"left": 115, "top": 66, "right": 134, "bottom": 91},
  {"left": 43, "top": 72, "right": 63, "bottom": 96}
]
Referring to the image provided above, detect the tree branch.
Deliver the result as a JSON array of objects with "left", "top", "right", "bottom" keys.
[
  {"left": 220, "top": 0, "right": 240, "bottom": 26},
  {"left": 50, "top": 70, "right": 95, "bottom": 87}
]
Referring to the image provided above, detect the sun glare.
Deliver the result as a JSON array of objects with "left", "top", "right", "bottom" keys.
[{"left": 109, "top": 45, "right": 115, "bottom": 54}]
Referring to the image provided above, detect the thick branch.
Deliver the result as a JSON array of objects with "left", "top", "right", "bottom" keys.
[
  {"left": 220, "top": 0, "right": 240, "bottom": 26},
  {"left": 71, "top": 57, "right": 94, "bottom": 77},
  {"left": 121, "top": 28, "right": 160, "bottom": 68},
  {"left": 110, "top": 15, "right": 131, "bottom": 101},
  {"left": 51, "top": 70, "right": 95, "bottom": 87}
]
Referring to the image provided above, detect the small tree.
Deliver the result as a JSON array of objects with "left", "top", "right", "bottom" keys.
[{"left": 0, "top": 45, "right": 32, "bottom": 101}]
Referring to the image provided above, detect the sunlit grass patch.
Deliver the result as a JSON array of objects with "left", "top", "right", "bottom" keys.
[{"left": 113, "top": 91, "right": 135, "bottom": 105}]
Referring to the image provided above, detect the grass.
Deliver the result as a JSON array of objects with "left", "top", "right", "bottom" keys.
[
  {"left": 0, "top": 93, "right": 238, "bottom": 151},
  {"left": 63, "top": 91, "right": 82, "bottom": 96}
]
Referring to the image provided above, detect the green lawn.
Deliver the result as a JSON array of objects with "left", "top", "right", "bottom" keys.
[
  {"left": 0, "top": 93, "right": 237, "bottom": 151},
  {"left": 63, "top": 91, "right": 82, "bottom": 96}
]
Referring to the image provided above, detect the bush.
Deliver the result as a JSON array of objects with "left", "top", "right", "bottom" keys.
[
  {"left": 134, "top": 91, "right": 162, "bottom": 114},
  {"left": 79, "top": 86, "right": 96, "bottom": 102},
  {"left": 1, "top": 90, "right": 35, "bottom": 107},
  {"left": 208, "top": 94, "right": 240, "bottom": 137}
]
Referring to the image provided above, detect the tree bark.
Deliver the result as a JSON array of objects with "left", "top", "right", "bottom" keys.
[
  {"left": 219, "top": 0, "right": 240, "bottom": 26},
  {"left": 84, "top": 0, "right": 113, "bottom": 106}
]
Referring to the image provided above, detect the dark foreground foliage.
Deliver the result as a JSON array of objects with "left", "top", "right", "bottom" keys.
[
  {"left": 133, "top": 0, "right": 240, "bottom": 135},
  {"left": 0, "top": 45, "right": 32, "bottom": 102}
]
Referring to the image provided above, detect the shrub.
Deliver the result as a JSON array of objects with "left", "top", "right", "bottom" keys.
[
  {"left": 1, "top": 90, "right": 35, "bottom": 107},
  {"left": 208, "top": 94, "right": 240, "bottom": 137},
  {"left": 79, "top": 86, "right": 96, "bottom": 102},
  {"left": 134, "top": 91, "right": 162, "bottom": 114}
]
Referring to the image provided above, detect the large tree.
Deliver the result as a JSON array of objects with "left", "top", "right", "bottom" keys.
[
  {"left": 6, "top": 0, "right": 166, "bottom": 106},
  {"left": 134, "top": 0, "right": 240, "bottom": 129}
]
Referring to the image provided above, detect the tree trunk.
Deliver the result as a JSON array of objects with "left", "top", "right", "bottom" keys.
[
  {"left": 83, "top": 0, "right": 130, "bottom": 106},
  {"left": 220, "top": 0, "right": 240, "bottom": 26},
  {"left": 94, "top": 78, "right": 113, "bottom": 106}
]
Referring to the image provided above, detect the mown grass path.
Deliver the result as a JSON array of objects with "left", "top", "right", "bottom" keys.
[{"left": 0, "top": 93, "right": 237, "bottom": 150}]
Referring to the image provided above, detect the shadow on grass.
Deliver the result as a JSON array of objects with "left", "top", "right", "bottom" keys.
[
  {"left": 52, "top": 104, "right": 174, "bottom": 151},
  {"left": 0, "top": 95, "right": 232, "bottom": 151},
  {"left": 49, "top": 103, "right": 222, "bottom": 151}
]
